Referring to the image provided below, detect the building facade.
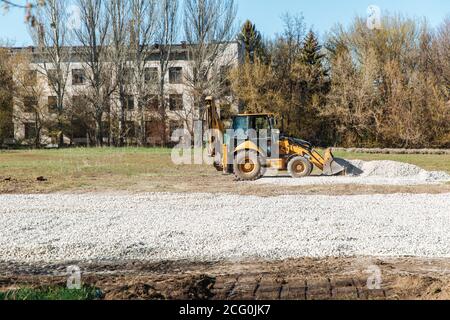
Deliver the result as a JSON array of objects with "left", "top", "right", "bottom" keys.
[{"left": 8, "top": 42, "right": 241, "bottom": 146}]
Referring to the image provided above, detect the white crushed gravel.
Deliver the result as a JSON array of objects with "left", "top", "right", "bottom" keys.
[
  {"left": 1, "top": 192, "right": 450, "bottom": 263},
  {"left": 254, "top": 160, "right": 450, "bottom": 186}
]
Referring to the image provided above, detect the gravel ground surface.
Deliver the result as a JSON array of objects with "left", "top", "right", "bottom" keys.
[
  {"left": 1, "top": 192, "right": 450, "bottom": 263},
  {"left": 254, "top": 160, "right": 450, "bottom": 186}
]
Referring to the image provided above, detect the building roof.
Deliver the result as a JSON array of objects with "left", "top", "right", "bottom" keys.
[
  {"left": 235, "top": 113, "right": 275, "bottom": 117},
  {"left": 2, "top": 41, "right": 240, "bottom": 64}
]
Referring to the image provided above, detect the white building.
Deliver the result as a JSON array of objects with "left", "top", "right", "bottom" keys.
[{"left": 9, "top": 42, "right": 242, "bottom": 146}]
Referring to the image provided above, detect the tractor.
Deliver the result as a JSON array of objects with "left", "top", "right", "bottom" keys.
[{"left": 205, "top": 97, "right": 345, "bottom": 181}]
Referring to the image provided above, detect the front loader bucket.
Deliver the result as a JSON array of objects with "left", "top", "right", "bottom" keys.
[{"left": 322, "top": 148, "right": 346, "bottom": 176}]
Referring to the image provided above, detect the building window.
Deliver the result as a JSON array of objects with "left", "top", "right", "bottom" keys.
[
  {"left": 145, "top": 68, "right": 158, "bottom": 84},
  {"left": 125, "top": 95, "right": 135, "bottom": 110},
  {"left": 48, "top": 96, "right": 58, "bottom": 113},
  {"left": 143, "top": 94, "right": 159, "bottom": 111},
  {"left": 169, "top": 67, "right": 183, "bottom": 84},
  {"left": 24, "top": 123, "right": 37, "bottom": 140},
  {"left": 72, "top": 69, "right": 85, "bottom": 85},
  {"left": 23, "top": 96, "right": 38, "bottom": 113},
  {"left": 25, "top": 70, "right": 37, "bottom": 86},
  {"left": 169, "top": 94, "right": 183, "bottom": 111}
]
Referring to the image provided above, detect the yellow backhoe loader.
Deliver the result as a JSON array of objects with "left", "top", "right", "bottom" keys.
[{"left": 205, "top": 97, "right": 346, "bottom": 181}]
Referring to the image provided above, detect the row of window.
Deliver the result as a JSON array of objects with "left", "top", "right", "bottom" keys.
[
  {"left": 22, "top": 120, "right": 183, "bottom": 140},
  {"left": 70, "top": 67, "right": 183, "bottom": 86},
  {"left": 32, "top": 66, "right": 232, "bottom": 87},
  {"left": 25, "top": 68, "right": 182, "bottom": 86},
  {"left": 26, "top": 66, "right": 231, "bottom": 95},
  {"left": 21, "top": 94, "right": 184, "bottom": 113},
  {"left": 120, "top": 94, "right": 183, "bottom": 111}
]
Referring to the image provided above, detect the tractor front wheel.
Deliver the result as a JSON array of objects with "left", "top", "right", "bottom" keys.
[
  {"left": 288, "top": 156, "right": 313, "bottom": 178},
  {"left": 233, "top": 151, "right": 263, "bottom": 181}
]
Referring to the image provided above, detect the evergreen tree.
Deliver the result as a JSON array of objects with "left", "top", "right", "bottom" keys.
[
  {"left": 300, "top": 30, "right": 327, "bottom": 73},
  {"left": 293, "top": 30, "right": 330, "bottom": 144},
  {"left": 238, "top": 20, "right": 266, "bottom": 63}
]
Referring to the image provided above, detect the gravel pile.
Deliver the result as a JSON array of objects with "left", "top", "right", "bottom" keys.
[
  {"left": 1, "top": 192, "right": 450, "bottom": 263},
  {"left": 345, "top": 160, "right": 449, "bottom": 179},
  {"left": 254, "top": 160, "right": 450, "bottom": 186}
]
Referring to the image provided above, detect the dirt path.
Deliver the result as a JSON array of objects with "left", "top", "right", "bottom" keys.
[{"left": 2, "top": 257, "right": 450, "bottom": 300}]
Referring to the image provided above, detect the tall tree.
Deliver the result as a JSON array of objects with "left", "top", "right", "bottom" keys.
[
  {"left": 292, "top": 30, "right": 330, "bottom": 143},
  {"left": 324, "top": 15, "right": 450, "bottom": 148},
  {"left": 155, "top": 0, "right": 179, "bottom": 146},
  {"left": 271, "top": 13, "right": 306, "bottom": 135},
  {"left": 183, "top": 0, "right": 238, "bottom": 124},
  {"left": 434, "top": 17, "right": 450, "bottom": 95},
  {"left": 300, "top": 30, "right": 325, "bottom": 66},
  {"left": 238, "top": 20, "right": 265, "bottom": 63},
  {"left": 30, "top": 0, "right": 72, "bottom": 147},
  {"left": 107, "top": 0, "right": 131, "bottom": 146},
  {"left": 129, "top": 0, "right": 158, "bottom": 146},
  {"left": 74, "top": 0, "right": 113, "bottom": 146},
  {"left": 229, "top": 58, "right": 281, "bottom": 114}
]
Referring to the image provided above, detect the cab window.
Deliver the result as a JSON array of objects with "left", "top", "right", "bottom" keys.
[
  {"left": 232, "top": 116, "right": 249, "bottom": 131},
  {"left": 253, "top": 116, "right": 271, "bottom": 131}
]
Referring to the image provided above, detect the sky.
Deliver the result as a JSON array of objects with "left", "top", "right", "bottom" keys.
[{"left": 0, "top": 0, "right": 449, "bottom": 46}]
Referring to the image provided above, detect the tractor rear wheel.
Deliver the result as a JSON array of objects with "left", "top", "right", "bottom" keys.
[
  {"left": 288, "top": 156, "right": 313, "bottom": 178},
  {"left": 233, "top": 151, "right": 263, "bottom": 181}
]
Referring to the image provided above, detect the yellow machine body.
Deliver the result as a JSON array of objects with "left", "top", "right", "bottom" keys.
[{"left": 205, "top": 97, "right": 346, "bottom": 179}]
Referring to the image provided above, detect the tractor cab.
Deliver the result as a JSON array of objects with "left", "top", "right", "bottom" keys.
[
  {"left": 228, "top": 114, "right": 280, "bottom": 158},
  {"left": 231, "top": 114, "right": 276, "bottom": 133}
]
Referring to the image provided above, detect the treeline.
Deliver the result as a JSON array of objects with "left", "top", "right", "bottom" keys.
[
  {"left": 1, "top": 4, "right": 449, "bottom": 149},
  {"left": 232, "top": 15, "right": 450, "bottom": 148}
]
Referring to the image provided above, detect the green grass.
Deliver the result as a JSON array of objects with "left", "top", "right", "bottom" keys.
[
  {"left": 0, "top": 147, "right": 216, "bottom": 193},
  {"left": 0, "top": 147, "right": 449, "bottom": 194},
  {"left": 0, "top": 286, "right": 99, "bottom": 300}
]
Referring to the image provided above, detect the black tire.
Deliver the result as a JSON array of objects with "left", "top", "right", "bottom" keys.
[
  {"left": 233, "top": 150, "right": 263, "bottom": 181},
  {"left": 288, "top": 156, "right": 313, "bottom": 178}
]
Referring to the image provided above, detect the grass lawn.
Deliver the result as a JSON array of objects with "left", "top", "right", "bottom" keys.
[
  {"left": 0, "top": 147, "right": 449, "bottom": 195},
  {"left": 0, "top": 286, "right": 98, "bottom": 300}
]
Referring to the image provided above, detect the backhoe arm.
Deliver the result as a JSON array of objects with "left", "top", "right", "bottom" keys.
[
  {"left": 204, "top": 97, "right": 225, "bottom": 159},
  {"left": 205, "top": 97, "right": 224, "bottom": 136}
]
